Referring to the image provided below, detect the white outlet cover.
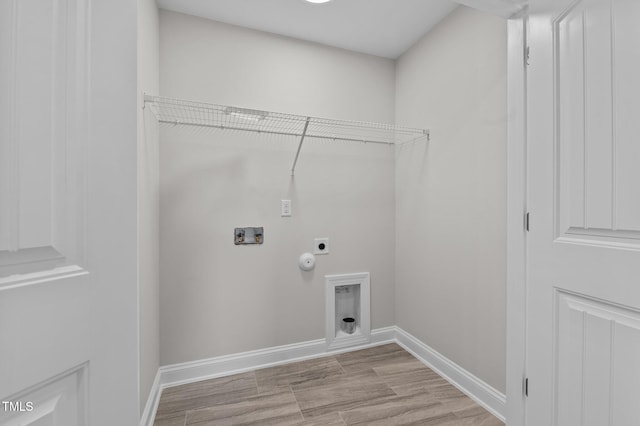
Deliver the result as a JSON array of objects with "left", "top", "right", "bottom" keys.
[
  {"left": 281, "top": 199, "right": 292, "bottom": 217},
  {"left": 314, "top": 238, "right": 329, "bottom": 255}
]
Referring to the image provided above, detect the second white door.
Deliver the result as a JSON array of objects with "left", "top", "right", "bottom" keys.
[{"left": 527, "top": 0, "right": 640, "bottom": 424}]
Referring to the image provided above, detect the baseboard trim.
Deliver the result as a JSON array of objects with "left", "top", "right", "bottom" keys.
[
  {"left": 140, "top": 325, "right": 505, "bottom": 425},
  {"left": 394, "top": 327, "right": 506, "bottom": 422},
  {"left": 141, "top": 326, "right": 395, "bottom": 426},
  {"left": 160, "top": 326, "right": 396, "bottom": 388},
  {"left": 140, "top": 370, "right": 161, "bottom": 426}
]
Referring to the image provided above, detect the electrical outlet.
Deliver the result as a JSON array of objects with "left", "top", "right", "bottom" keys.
[
  {"left": 281, "top": 200, "right": 292, "bottom": 217},
  {"left": 314, "top": 238, "right": 329, "bottom": 255}
]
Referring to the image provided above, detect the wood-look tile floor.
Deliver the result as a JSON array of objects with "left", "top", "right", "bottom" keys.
[{"left": 153, "top": 343, "right": 503, "bottom": 426}]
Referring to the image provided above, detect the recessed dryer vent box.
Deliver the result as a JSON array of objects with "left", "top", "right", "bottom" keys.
[
  {"left": 325, "top": 272, "right": 370, "bottom": 351},
  {"left": 234, "top": 227, "right": 264, "bottom": 245}
]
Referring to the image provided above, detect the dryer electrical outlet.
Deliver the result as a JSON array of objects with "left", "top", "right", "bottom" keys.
[{"left": 314, "top": 238, "right": 329, "bottom": 255}]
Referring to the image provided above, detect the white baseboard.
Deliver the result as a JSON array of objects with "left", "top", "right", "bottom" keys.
[
  {"left": 140, "top": 370, "right": 161, "bottom": 426},
  {"left": 140, "top": 326, "right": 395, "bottom": 426},
  {"left": 394, "top": 327, "right": 506, "bottom": 422},
  {"left": 140, "top": 325, "right": 505, "bottom": 425}
]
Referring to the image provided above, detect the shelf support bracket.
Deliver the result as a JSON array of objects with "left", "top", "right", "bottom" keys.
[{"left": 291, "top": 117, "right": 311, "bottom": 176}]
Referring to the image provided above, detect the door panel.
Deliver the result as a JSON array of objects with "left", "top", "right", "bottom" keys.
[
  {"left": 611, "top": 0, "right": 640, "bottom": 232},
  {"left": 0, "top": 0, "right": 139, "bottom": 425},
  {"left": 556, "top": 0, "right": 640, "bottom": 246},
  {"left": 0, "top": 3, "right": 91, "bottom": 423},
  {"left": 1, "top": 365, "right": 87, "bottom": 426},
  {"left": 555, "top": 291, "right": 640, "bottom": 426},
  {"left": 0, "top": 0, "right": 86, "bottom": 284},
  {"left": 527, "top": 0, "right": 640, "bottom": 424}
]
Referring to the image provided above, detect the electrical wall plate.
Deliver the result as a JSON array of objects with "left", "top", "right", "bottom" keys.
[
  {"left": 314, "top": 238, "right": 329, "bottom": 255},
  {"left": 281, "top": 200, "right": 292, "bottom": 217},
  {"left": 234, "top": 227, "right": 264, "bottom": 245}
]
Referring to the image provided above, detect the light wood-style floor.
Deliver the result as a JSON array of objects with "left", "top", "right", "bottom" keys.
[{"left": 153, "top": 343, "right": 503, "bottom": 426}]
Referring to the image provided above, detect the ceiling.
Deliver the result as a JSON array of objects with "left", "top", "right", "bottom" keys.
[{"left": 155, "top": 0, "right": 460, "bottom": 59}]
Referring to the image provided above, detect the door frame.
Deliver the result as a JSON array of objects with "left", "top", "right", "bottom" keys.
[
  {"left": 454, "top": 2, "right": 530, "bottom": 423},
  {"left": 505, "top": 12, "right": 528, "bottom": 426},
  {"left": 452, "top": 2, "right": 530, "bottom": 424},
  {"left": 143, "top": 3, "right": 534, "bottom": 424}
]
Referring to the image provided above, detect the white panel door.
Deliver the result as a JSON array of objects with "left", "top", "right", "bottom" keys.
[
  {"left": 0, "top": 0, "right": 138, "bottom": 425},
  {"left": 527, "top": 0, "right": 640, "bottom": 424}
]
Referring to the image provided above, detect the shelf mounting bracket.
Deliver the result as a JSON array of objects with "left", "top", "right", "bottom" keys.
[{"left": 291, "top": 117, "right": 311, "bottom": 176}]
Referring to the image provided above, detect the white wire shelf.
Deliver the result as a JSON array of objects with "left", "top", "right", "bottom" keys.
[{"left": 143, "top": 95, "right": 429, "bottom": 174}]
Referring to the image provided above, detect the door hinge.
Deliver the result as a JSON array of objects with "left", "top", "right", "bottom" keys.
[
  {"left": 525, "top": 46, "right": 530, "bottom": 66},
  {"left": 525, "top": 212, "right": 530, "bottom": 232},
  {"left": 524, "top": 377, "right": 529, "bottom": 397}
]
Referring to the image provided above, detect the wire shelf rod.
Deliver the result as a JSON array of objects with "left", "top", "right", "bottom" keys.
[
  {"left": 144, "top": 94, "right": 430, "bottom": 174},
  {"left": 155, "top": 119, "right": 398, "bottom": 145},
  {"left": 145, "top": 95, "right": 428, "bottom": 146},
  {"left": 291, "top": 117, "right": 311, "bottom": 176}
]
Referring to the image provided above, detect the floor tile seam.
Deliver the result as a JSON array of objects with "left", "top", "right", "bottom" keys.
[
  {"left": 339, "top": 405, "right": 441, "bottom": 426},
  {"left": 450, "top": 405, "right": 491, "bottom": 420},
  {"left": 154, "top": 410, "right": 189, "bottom": 422},
  {"left": 185, "top": 388, "right": 300, "bottom": 413},
  {"left": 179, "top": 398, "right": 240, "bottom": 423},
  {"left": 257, "top": 362, "right": 343, "bottom": 390},
  {"left": 333, "top": 355, "right": 349, "bottom": 375},
  {"left": 251, "top": 371, "right": 259, "bottom": 396},
  {"left": 287, "top": 366, "right": 385, "bottom": 392},
  {"left": 290, "top": 376, "right": 392, "bottom": 395},
  {"left": 159, "top": 386, "right": 258, "bottom": 405},
  {"left": 156, "top": 391, "right": 260, "bottom": 418},
  {"left": 372, "top": 359, "right": 432, "bottom": 373},
  {"left": 333, "top": 355, "right": 347, "bottom": 374},
  {"left": 379, "top": 376, "right": 445, "bottom": 391},
  {"left": 163, "top": 372, "right": 255, "bottom": 392},
  {"left": 370, "top": 363, "right": 436, "bottom": 395},
  {"left": 151, "top": 412, "right": 187, "bottom": 426},
  {"left": 292, "top": 364, "right": 347, "bottom": 387},
  {"left": 389, "top": 381, "right": 402, "bottom": 397},
  {"left": 288, "top": 383, "right": 307, "bottom": 424},
  {"left": 183, "top": 395, "right": 304, "bottom": 426},
  {"left": 355, "top": 389, "right": 439, "bottom": 412},
  {"left": 337, "top": 410, "right": 348, "bottom": 426},
  {"left": 298, "top": 389, "right": 399, "bottom": 418},
  {"left": 369, "top": 364, "right": 405, "bottom": 397}
]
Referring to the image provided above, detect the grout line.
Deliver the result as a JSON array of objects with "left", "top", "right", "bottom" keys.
[
  {"left": 289, "top": 384, "right": 307, "bottom": 424},
  {"left": 156, "top": 343, "right": 501, "bottom": 425},
  {"left": 252, "top": 371, "right": 259, "bottom": 395},
  {"left": 333, "top": 355, "right": 347, "bottom": 376}
]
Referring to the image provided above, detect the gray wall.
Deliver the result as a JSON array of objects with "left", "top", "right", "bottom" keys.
[
  {"left": 138, "top": 0, "right": 160, "bottom": 414},
  {"left": 156, "top": 7, "right": 508, "bottom": 394},
  {"left": 395, "top": 6, "right": 507, "bottom": 393},
  {"left": 159, "top": 11, "right": 397, "bottom": 365}
]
